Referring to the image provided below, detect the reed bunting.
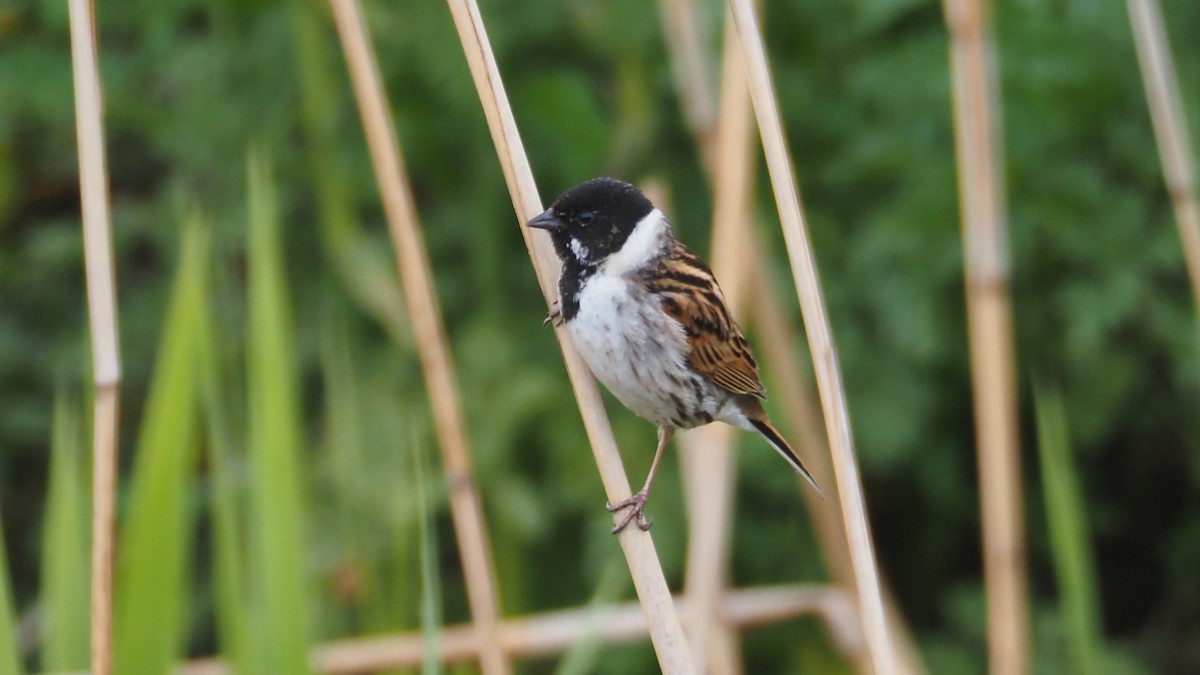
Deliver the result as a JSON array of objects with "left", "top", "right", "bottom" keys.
[{"left": 527, "top": 177, "right": 820, "bottom": 534}]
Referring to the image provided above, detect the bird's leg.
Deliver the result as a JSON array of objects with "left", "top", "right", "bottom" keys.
[{"left": 606, "top": 426, "right": 674, "bottom": 534}]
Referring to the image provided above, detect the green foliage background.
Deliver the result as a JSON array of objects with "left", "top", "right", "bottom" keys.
[{"left": 1, "top": 0, "right": 1199, "bottom": 672}]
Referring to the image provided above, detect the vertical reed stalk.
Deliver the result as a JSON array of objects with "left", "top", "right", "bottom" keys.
[
  {"left": 68, "top": 2, "right": 120, "bottom": 674},
  {"left": 726, "top": 1, "right": 893, "bottom": 672},
  {"left": 657, "top": 0, "right": 717, "bottom": 170},
  {"left": 941, "top": 1, "right": 1028, "bottom": 673},
  {"left": 663, "top": 2, "right": 925, "bottom": 671},
  {"left": 676, "top": 9, "right": 755, "bottom": 673},
  {"left": 1126, "top": 0, "right": 1200, "bottom": 307},
  {"left": 327, "top": 1, "right": 509, "bottom": 672},
  {"left": 442, "top": 1, "right": 695, "bottom": 671},
  {"left": 677, "top": 341, "right": 740, "bottom": 675}
]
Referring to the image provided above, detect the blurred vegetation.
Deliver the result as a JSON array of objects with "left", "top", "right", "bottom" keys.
[{"left": 1, "top": 0, "right": 1199, "bottom": 672}]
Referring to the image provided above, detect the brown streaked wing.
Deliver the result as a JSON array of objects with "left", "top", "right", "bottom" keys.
[{"left": 651, "top": 244, "right": 767, "bottom": 399}]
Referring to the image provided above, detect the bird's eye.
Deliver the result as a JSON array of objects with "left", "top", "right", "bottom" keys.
[{"left": 578, "top": 211, "right": 594, "bottom": 226}]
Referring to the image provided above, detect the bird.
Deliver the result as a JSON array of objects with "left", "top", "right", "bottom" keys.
[{"left": 527, "top": 177, "right": 820, "bottom": 534}]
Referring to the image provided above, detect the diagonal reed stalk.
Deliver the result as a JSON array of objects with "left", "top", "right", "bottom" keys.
[
  {"left": 941, "top": 1, "right": 1028, "bottom": 674},
  {"left": 726, "top": 0, "right": 894, "bottom": 672},
  {"left": 67, "top": 2, "right": 120, "bottom": 674},
  {"left": 441, "top": 0, "right": 695, "bottom": 671},
  {"left": 747, "top": 233, "right": 929, "bottom": 675},
  {"left": 326, "top": 0, "right": 509, "bottom": 673},
  {"left": 1126, "top": 0, "right": 1200, "bottom": 307},
  {"left": 663, "top": 2, "right": 922, "bottom": 671}
]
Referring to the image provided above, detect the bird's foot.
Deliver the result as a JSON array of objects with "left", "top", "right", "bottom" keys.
[{"left": 606, "top": 489, "right": 652, "bottom": 534}]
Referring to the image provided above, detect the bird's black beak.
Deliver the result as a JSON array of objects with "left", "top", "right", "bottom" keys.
[{"left": 526, "top": 209, "right": 563, "bottom": 231}]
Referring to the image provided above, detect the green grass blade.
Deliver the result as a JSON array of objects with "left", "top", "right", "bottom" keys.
[
  {"left": 0, "top": 516, "right": 23, "bottom": 675},
  {"left": 1035, "top": 381, "right": 1103, "bottom": 675},
  {"left": 375, "top": 397, "right": 419, "bottom": 639},
  {"left": 193, "top": 212, "right": 253, "bottom": 675},
  {"left": 112, "top": 220, "right": 208, "bottom": 675},
  {"left": 39, "top": 387, "right": 89, "bottom": 671},
  {"left": 413, "top": 436, "right": 442, "bottom": 675},
  {"left": 554, "top": 555, "right": 629, "bottom": 675},
  {"left": 245, "top": 149, "right": 311, "bottom": 674},
  {"left": 317, "top": 304, "right": 378, "bottom": 638}
]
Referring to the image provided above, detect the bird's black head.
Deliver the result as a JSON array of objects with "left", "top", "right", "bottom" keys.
[{"left": 526, "top": 177, "right": 655, "bottom": 267}]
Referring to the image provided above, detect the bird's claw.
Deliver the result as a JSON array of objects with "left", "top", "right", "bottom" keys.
[{"left": 606, "top": 490, "right": 652, "bottom": 534}]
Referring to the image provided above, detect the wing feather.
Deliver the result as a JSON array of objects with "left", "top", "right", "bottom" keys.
[{"left": 649, "top": 244, "right": 766, "bottom": 399}]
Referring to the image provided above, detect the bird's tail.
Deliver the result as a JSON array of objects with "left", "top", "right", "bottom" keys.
[{"left": 747, "top": 415, "right": 822, "bottom": 496}]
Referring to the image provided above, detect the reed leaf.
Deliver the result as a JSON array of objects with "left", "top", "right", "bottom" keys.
[
  {"left": 553, "top": 556, "right": 628, "bottom": 675},
  {"left": 414, "top": 437, "right": 443, "bottom": 675},
  {"left": 112, "top": 220, "right": 207, "bottom": 675},
  {"left": 317, "top": 304, "right": 374, "bottom": 637},
  {"left": 0, "top": 517, "right": 21, "bottom": 675},
  {"left": 193, "top": 212, "right": 254, "bottom": 675},
  {"left": 40, "top": 388, "right": 89, "bottom": 671},
  {"left": 1034, "top": 382, "right": 1102, "bottom": 675},
  {"left": 245, "top": 149, "right": 312, "bottom": 674}
]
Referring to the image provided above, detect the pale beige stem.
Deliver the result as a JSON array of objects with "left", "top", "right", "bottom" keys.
[
  {"left": 657, "top": 0, "right": 717, "bottom": 169},
  {"left": 941, "top": 1, "right": 1028, "bottom": 674},
  {"left": 726, "top": 1, "right": 894, "bottom": 673},
  {"left": 635, "top": 178, "right": 743, "bottom": 672},
  {"left": 160, "top": 584, "right": 854, "bottom": 675},
  {"left": 1126, "top": 0, "right": 1200, "bottom": 306},
  {"left": 87, "top": 388, "right": 118, "bottom": 675},
  {"left": 678, "top": 421, "right": 738, "bottom": 675},
  {"left": 326, "top": 1, "right": 509, "bottom": 672},
  {"left": 743, "top": 241, "right": 873, "bottom": 669},
  {"left": 441, "top": 0, "right": 694, "bottom": 671},
  {"left": 677, "top": 8, "right": 756, "bottom": 674},
  {"left": 68, "top": 2, "right": 121, "bottom": 674}
]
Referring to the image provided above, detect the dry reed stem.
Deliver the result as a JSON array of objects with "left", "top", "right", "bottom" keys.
[
  {"left": 746, "top": 212, "right": 928, "bottom": 675},
  {"left": 678, "top": 430, "right": 740, "bottom": 675},
  {"left": 665, "top": 2, "right": 924, "bottom": 671},
  {"left": 162, "top": 584, "right": 854, "bottom": 675},
  {"left": 441, "top": 0, "right": 694, "bottom": 671},
  {"left": 676, "top": 9, "right": 757, "bottom": 673},
  {"left": 86, "top": 390, "right": 118, "bottom": 675},
  {"left": 745, "top": 244, "right": 928, "bottom": 675},
  {"left": 654, "top": 4, "right": 750, "bottom": 671},
  {"left": 637, "top": 179, "right": 737, "bottom": 675},
  {"left": 743, "top": 239, "right": 875, "bottom": 668},
  {"left": 726, "top": 1, "right": 894, "bottom": 672},
  {"left": 941, "top": 1, "right": 1028, "bottom": 674},
  {"left": 1126, "top": 0, "right": 1200, "bottom": 306},
  {"left": 665, "top": 2, "right": 913, "bottom": 671},
  {"left": 68, "top": 2, "right": 121, "bottom": 674},
  {"left": 326, "top": 0, "right": 510, "bottom": 672}
]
